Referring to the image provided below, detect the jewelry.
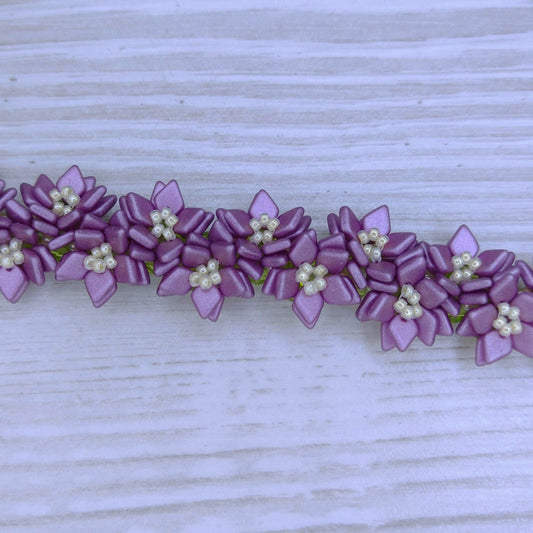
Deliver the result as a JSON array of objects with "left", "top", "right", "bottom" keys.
[{"left": 1, "top": 165, "right": 532, "bottom": 366}]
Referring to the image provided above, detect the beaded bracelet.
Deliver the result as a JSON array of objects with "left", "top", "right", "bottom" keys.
[{"left": 1, "top": 165, "right": 532, "bottom": 366}]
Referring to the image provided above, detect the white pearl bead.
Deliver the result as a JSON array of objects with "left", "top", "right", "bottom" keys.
[
  {"left": 493, "top": 317, "right": 506, "bottom": 330},
  {"left": 207, "top": 259, "right": 218, "bottom": 271},
  {"left": 151, "top": 223, "right": 164, "bottom": 237},
  {"left": 53, "top": 202, "right": 64, "bottom": 216},
  {"left": 84, "top": 256, "right": 95, "bottom": 271},
  {"left": 300, "top": 262, "right": 312, "bottom": 275},
  {"left": 401, "top": 284, "right": 414, "bottom": 298},
  {"left": 497, "top": 302, "right": 511, "bottom": 316},
  {"left": 93, "top": 259, "right": 106, "bottom": 273},
  {"left": 259, "top": 214, "right": 270, "bottom": 225},
  {"left": 209, "top": 272, "right": 222, "bottom": 285},
  {"left": 68, "top": 193, "right": 80, "bottom": 207},
  {"left": 250, "top": 232, "right": 263, "bottom": 245},
  {"left": 394, "top": 300, "right": 407, "bottom": 313},
  {"left": 61, "top": 186, "right": 73, "bottom": 199},
  {"left": 249, "top": 218, "right": 261, "bottom": 231},
  {"left": 470, "top": 258, "right": 481, "bottom": 270},
  {"left": 267, "top": 218, "right": 279, "bottom": 232},
  {"left": 412, "top": 304, "right": 423, "bottom": 318},
  {"left": 370, "top": 248, "right": 381, "bottom": 262},
  {"left": 162, "top": 228, "right": 176, "bottom": 241},
  {"left": 508, "top": 306, "right": 520, "bottom": 320},
  {"left": 160, "top": 208, "right": 172, "bottom": 220},
  {"left": 368, "top": 228, "right": 380, "bottom": 241},
  {"left": 314, "top": 277, "right": 327, "bottom": 291},
  {"left": 510, "top": 320, "right": 523, "bottom": 334},
  {"left": 63, "top": 206, "right": 72, "bottom": 215},
  {"left": 376, "top": 236, "right": 388, "bottom": 248},
  {"left": 452, "top": 256, "right": 464, "bottom": 269},
  {"left": 9, "top": 238, "right": 22, "bottom": 251},
  {"left": 358, "top": 231, "right": 369, "bottom": 244},
  {"left": 49, "top": 188, "right": 61, "bottom": 202},
  {"left": 407, "top": 292, "right": 420, "bottom": 305},
  {"left": 462, "top": 268, "right": 473, "bottom": 280},
  {"left": 166, "top": 214, "right": 178, "bottom": 227},
  {"left": 197, "top": 265, "right": 208, "bottom": 275},
  {"left": 262, "top": 230, "right": 273, "bottom": 243},
  {"left": 100, "top": 243, "right": 112, "bottom": 256},
  {"left": 296, "top": 270, "right": 309, "bottom": 283},
  {"left": 1, "top": 255, "right": 14, "bottom": 269},
  {"left": 150, "top": 210, "right": 162, "bottom": 224},
  {"left": 12, "top": 250, "right": 24, "bottom": 265},
  {"left": 499, "top": 324, "right": 512, "bottom": 337},
  {"left": 104, "top": 255, "right": 117, "bottom": 269},
  {"left": 200, "top": 277, "right": 212, "bottom": 290},
  {"left": 189, "top": 272, "right": 201, "bottom": 287},
  {"left": 0, "top": 244, "right": 10, "bottom": 255},
  {"left": 363, "top": 244, "right": 373, "bottom": 256},
  {"left": 401, "top": 307, "right": 413, "bottom": 320},
  {"left": 313, "top": 264, "right": 328, "bottom": 277},
  {"left": 450, "top": 271, "right": 463, "bottom": 283},
  {"left": 304, "top": 281, "right": 317, "bottom": 295},
  {"left": 461, "top": 251, "right": 472, "bottom": 263},
  {"left": 91, "top": 247, "right": 102, "bottom": 258}
]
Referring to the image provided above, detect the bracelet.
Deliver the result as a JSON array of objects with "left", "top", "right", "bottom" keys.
[{"left": 1, "top": 165, "right": 532, "bottom": 366}]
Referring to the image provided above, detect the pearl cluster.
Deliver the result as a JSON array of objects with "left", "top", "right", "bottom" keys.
[
  {"left": 0, "top": 238, "right": 24, "bottom": 270},
  {"left": 189, "top": 258, "right": 222, "bottom": 290},
  {"left": 150, "top": 208, "right": 179, "bottom": 241},
  {"left": 394, "top": 284, "right": 423, "bottom": 320},
  {"left": 249, "top": 214, "right": 280, "bottom": 246},
  {"left": 295, "top": 262, "right": 328, "bottom": 296},
  {"left": 49, "top": 186, "right": 80, "bottom": 216},
  {"left": 357, "top": 228, "right": 389, "bottom": 263},
  {"left": 83, "top": 242, "right": 117, "bottom": 273},
  {"left": 492, "top": 302, "right": 522, "bottom": 337},
  {"left": 450, "top": 251, "right": 482, "bottom": 283}
]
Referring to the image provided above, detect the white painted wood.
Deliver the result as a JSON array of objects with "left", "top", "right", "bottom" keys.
[{"left": 1, "top": 1, "right": 532, "bottom": 531}]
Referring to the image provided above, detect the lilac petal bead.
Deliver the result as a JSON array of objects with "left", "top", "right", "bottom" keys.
[
  {"left": 322, "top": 274, "right": 360, "bottom": 305},
  {"left": 74, "top": 229, "right": 103, "bottom": 251},
  {"left": 6, "top": 200, "right": 32, "bottom": 225},
  {"left": 382, "top": 232, "right": 416, "bottom": 258},
  {"left": 114, "top": 255, "right": 149, "bottom": 285},
  {"left": 91, "top": 195, "right": 116, "bottom": 218},
  {"left": 289, "top": 231, "right": 317, "bottom": 266},
  {"left": 129, "top": 224, "right": 159, "bottom": 250},
  {"left": 85, "top": 269, "right": 117, "bottom": 308},
  {"left": 489, "top": 273, "right": 518, "bottom": 304},
  {"left": 459, "top": 291, "right": 489, "bottom": 306},
  {"left": 105, "top": 226, "right": 128, "bottom": 255},
  {"left": 150, "top": 181, "right": 166, "bottom": 202},
  {"left": 153, "top": 257, "right": 180, "bottom": 277},
  {"left": 416, "top": 278, "right": 447, "bottom": 309},
  {"left": 366, "top": 292, "right": 397, "bottom": 323},
  {"left": 249, "top": 189, "right": 279, "bottom": 219},
  {"left": 129, "top": 242, "right": 155, "bottom": 262},
  {"left": 347, "top": 239, "right": 369, "bottom": 267},
  {"left": 268, "top": 268, "right": 299, "bottom": 300},
  {"left": 33, "top": 174, "right": 56, "bottom": 207},
  {"left": 156, "top": 239, "right": 183, "bottom": 263},
  {"left": 319, "top": 234, "right": 346, "bottom": 250},
  {"left": 362, "top": 205, "right": 390, "bottom": 235},
  {"left": 211, "top": 242, "right": 236, "bottom": 267},
  {"left": 395, "top": 245, "right": 423, "bottom": 267},
  {"left": 468, "top": 304, "right": 498, "bottom": 335},
  {"left": 219, "top": 268, "right": 254, "bottom": 298},
  {"left": 225, "top": 209, "right": 253, "bottom": 237},
  {"left": 57, "top": 165, "right": 86, "bottom": 196},
  {"left": 275, "top": 207, "right": 304, "bottom": 238},
  {"left": 57, "top": 209, "right": 83, "bottom": 231},
  {"left": 515, "top": 260, "right": 532, "bottom": 288},
  {"left": 191, "top": 286, "right": 224, "bottom": 321},
  {"left": 262, "top": 268, "right": 279, "bottom": 296},
  {"left": 109, "top": 209, "right": 129, "bottom": 230},
  {"left": 327, "top": 213, "right": 341, "bottom": 236},
  {"left": 356, "top": 291, "right": 379, "bottom": 322},
  {"left": 33, "top": 219, "right": 59, "bottom": 237},
  {"left": 11, "top": 223, "right": 38, "bottom": 245},
  {"left": 157, "top": 266, "right": 192, "bottom": 296},
  {"left": 513, "top": 292, "right": 533, "bottom": 322},
  {"left": 292, "top": 291, "right": 324, "bottom": 328},
  {"left": 32, "top": 245, "right": 57, "bottom": 272},
  {"left": 461, "top": 277, "right": 492, "bottom": 292},
  {"left": 429, "top": 244, "right": 453, "bottom": 273},
  {"left": 0, "top": 186, "right": 16, "bottom": 210},
  {"left": 347, "top": 261, "right": 367, "bottom": 290},
  {"left": 434, "top": 273, "right": 461, "bottom": 297},
  {"left": 381, "top": 321, "right": 396, "bottom": 351},
  {"left": 80, "top": 213, "right": 108, "bottom": 231},
  {"left": 175, "top": 208, "right": 210, "bottom": 235},
  {"left": 455, "top": 315, "right": 477, "bottom": 337},
  {"left": 181, "top": 244, "right": 211, "bottom": 268},
  {"left": 22, "top": 249, "right": 45, "bottom": 285},
  {"left": 367, "top": 278, "right": 398, "bottom": 294},
  {"left": 84, "top": 176, "right": 96, "bottom": 190},
  {"left": 475, "top": 330, "right": 512, "bottom": 366},
  {"left": 512, "top": 323, "right": 533, "bottom": 358},
  {"left": 338, "top": 206, "right": 361, "bottom": 241},
  {"left": 366, "top": 261, "right": 396, "bottom": 283},
  {"left": 0, "top": 217, "right": 11, "bottom": 229},
  {"left": 396, "top": 254, "right": 426, "bottom": 286},
  {"left": 55, "top": 252, "right": 88, "bottom": 281},
  {"left": 262, "top": 238, "right": 291, "bottom": 255},
  {"left": 49, "top": 231, "right": 75, "bottom": 250},
  {"left": 388, "top": 315, "right": 418, "bottom": 352},
  {"left": 152, "top": 180, "right": 184, "bottom": 214},
  {"left": 77, "top": 186, "right": 106, "bottom": 212},
  {"left": 126, "top": 193, "right": 154, "bottom": 226},
  {"left": 434, "top": 308, "right": 453, "bottom": 336},
  {"left": 0, "top": 265, "right": 29, "bottom": 303},
  {"left": 236, "top": 238, "right": 262, "bottom": 261},
  {"left": 208, "top": 220, "right": 234, "bottom": 243},
  {"left": 316, "top": 248, "right": 349, "bottom": 275},
  {"left": 441, "top": 296, "right": 461, "bottom": 317},
  {"left": 476, "top": 249, "right": 510, "bottom": 277},
  {"left": 448, "top": 225, "right": 479, "bottom": 257},
  {"left": 262, "top": 253, "right": 288, "bottom": 269},
  {"left": 238, "top": 257, "right": 264, "bottom": 280},
  {"left": 0, "top": 229, "right": 10, "bottom": 244},
  {"left": 419, "top": 241, "right": 437, "bottom": 273},
  {"left": 416, "top": 308, "right": 438, "bottom": 346}
]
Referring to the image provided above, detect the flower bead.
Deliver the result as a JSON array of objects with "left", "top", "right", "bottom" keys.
[
  {"left": 21, "top": 166, "right": 116, "bottom": 244},
  {"left": 263, "top": 230, "right": 359, "bottom": 328},
  {"left": 157, "top": 233, "right": 254, "bottom": 321},
  {"left": 212, "top": 189, "right": 311, "bottom": 280},
  {"left": 54, "top": 224, "right": 149, "bottom": 307}
]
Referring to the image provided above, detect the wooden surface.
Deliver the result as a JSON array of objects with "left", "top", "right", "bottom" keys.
[{"left": 1, "top": 1, "right": 533, "bottom": 531}]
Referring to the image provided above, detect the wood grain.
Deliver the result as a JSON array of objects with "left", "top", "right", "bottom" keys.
[{"left": 1, "top": 1, "right": 533, "bottom": 531}]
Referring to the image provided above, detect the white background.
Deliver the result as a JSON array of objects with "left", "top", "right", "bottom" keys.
[{"left": 1, "top": 1, "right": 533, "bottom": 531}]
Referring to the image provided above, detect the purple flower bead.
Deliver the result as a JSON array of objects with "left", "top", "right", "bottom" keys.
[
  {"left": 21, "top": 165, "right": 117, "bottom": 245},
  {"left": 356, "top": 246, "right": 453, "bottom": 351},
  {"left": 157, "top": 233, "right": 254, "bottom": 321},
  {"left": 263, "top": 230, "right": 360, "bottom": 328},
  {"left": 0, "top": 179, "right": 17, "bottom": 210},
  {"left": 55, "top": 224, "right": 149, "bottom": 307},
  {"left": 110, "top": 180, "right": 213, "bottom": 265},
  {"left": 212, "top": 189, "right": 311, "bottom": 280},
  {"left": 456, "top": 269, "right": 533, "bottom": 365},
  {"left": 0, "top": 216, "right": 56, "bottom": 303},
  {"left": 328, "top": 205, "right": 416, "bottom": 290}
]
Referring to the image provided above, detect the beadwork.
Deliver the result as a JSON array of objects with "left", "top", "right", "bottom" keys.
[{"left": 0, "top": 165, "right": 532, "bottom": 366}]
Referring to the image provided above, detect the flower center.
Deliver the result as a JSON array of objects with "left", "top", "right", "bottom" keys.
[
  {"left": 83, "top": 242, "right": 117, "bottom": 273},
  {"left": 295, "top": 262, "right": 328, "bottom": 295},
  {"left": 50, "top": 186, "right": 80, "bottom": 216},
  {"left": 0, "top": 238, "right": 24, "bottom": 270},
  {"left": 394, "top": 284, "right": 423, "bottom": 320},
  {"left": 150, "top": 208, "right": 178, "bottom": 241},
  {"left": 357, "top": 228, "right": 389, "bottom": 263},
  {"left": 249, "top": 213, "right": 280, "bottom": 246},
  {"left": 189, "top": 258, "right": 222, "bottom": 290},
  {"left": 449, "top": 251, "right": 481, "bottom": 283},
  {"left": 492, "top": 302, "right": 522, "bottom": 337}
]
